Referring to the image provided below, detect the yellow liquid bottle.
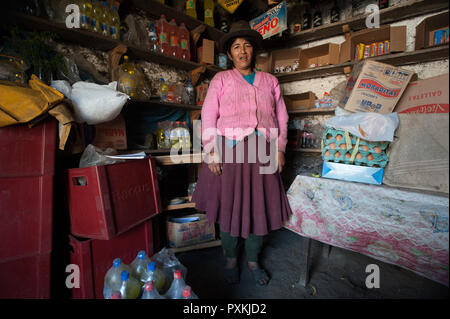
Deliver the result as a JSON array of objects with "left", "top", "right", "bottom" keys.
[
  {"left": 186, "top": 0, "right": 197, "bottom": 19},
  {"left": 79, "top": 0, "right": 92, "bottom": 30},
  {"left": 204, "top": 0, "right": 214, "bottom": 27},
  {"left": 159, "top": 78, "right": 169, "bottom": 102},
  {"left": 100, "top": 1, "right": 110, "bottom": 37},
  {"left": 119, "top": 271, "right": 141, "bottom": 299},
  {"left": 109, "top": 2, "right": 120, "bottom": 40},
  {"left": 91, "top": 0, "right": 102, "bottom": 33},
  {"left": 119, "top": 55, "right": 137, "bottom": 98}
]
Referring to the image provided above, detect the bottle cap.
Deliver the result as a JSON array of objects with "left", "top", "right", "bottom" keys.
[
  {"left": 137, "top": 250, "right": 147, "bottom": 259},
  {"left": 144, "top": 281, "right": 154, "bottom": 291},
  {"left": 124, "top": 55, "right": 129, "bottom": 60},
  {"left": 182, "top": 286, "right": 191, "bottom": 298},
  {"left": 147, "top": 261, "right": 156, "bottom": 271},
  {"left": 121, "top": 270, "right": 129, "bottom": 281},
  {"left": 174, "top": 269, "right": 182, "bottom": 279},
  {"left": 113, "top": 258, "right": 122, "bottom": 268}
]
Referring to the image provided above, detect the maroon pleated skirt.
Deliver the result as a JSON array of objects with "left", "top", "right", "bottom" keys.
[{"left": 191, "top": 133, "right": 293, "bottom": 239}]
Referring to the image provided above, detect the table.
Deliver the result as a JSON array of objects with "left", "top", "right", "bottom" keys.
[{"left": 285, "top": 175, "right": 449, "bottom": 287}]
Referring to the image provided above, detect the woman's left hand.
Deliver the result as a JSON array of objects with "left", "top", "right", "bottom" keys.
[{"left": 277, "top": 151, "right": 285, "bottom": 174}]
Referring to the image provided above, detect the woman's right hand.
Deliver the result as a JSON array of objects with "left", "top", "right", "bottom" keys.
[{"left": 207, "top": 151, "right": 222, "bottom": 176}]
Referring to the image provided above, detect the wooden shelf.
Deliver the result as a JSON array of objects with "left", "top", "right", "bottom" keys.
[
  {"left": 164, "top": 196, "right": 196, "bottom": 211},
  {"left": 126, "top": 99, "right": 202, "bottom": 111},
  {"left": 275, "top": 45, "right": 449, "bottom": 83},
  {"left": 5, "top": 13, "right": 222, "bottom": 73},
  {"left": 288, "top": 108, "right": 336, "bottom": 115},
  {"left": 265, "top": 0, "right": 449, "bottom": 49},
  {"left": 287, "top": 148, "right": 322, "bottom": 154},
  {"left": 153, "top": 152, "right": 205, "bottom": 165},
  {"left": 169, "top": 239, "right": 222, "bottom": 253}
]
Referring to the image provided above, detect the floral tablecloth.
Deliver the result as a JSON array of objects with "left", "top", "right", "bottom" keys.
[{"left": 285, "top": 175, "right": 449, "bottom": 286}]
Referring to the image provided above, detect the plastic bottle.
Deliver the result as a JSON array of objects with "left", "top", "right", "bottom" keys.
[
  {"left": 141, "top": 281, "right": 165, "bottom": 299},
  {"left": 182, "top": 286, "right": 198, "bottom": 299},
  {"left": 169, "top": 19, "right": 179, "bottom": 58},
  {"left": 302, "top": 4, "right": 312, "bottom": 30},
  {"left": 91, "top": 0, "right": 102, "bottom": 33},
  {"left": 100, "top": 1, "right": 110, "bottom": 37},
  {"left": 170, "top": 121, "right": 182, "bottom": 148},
  {"left": 159, "top": 78, "right": 169, "bottom": 102},
  {"left": 312, "top": 2, "right": 322, "bottom": 28},
  {"left": 130, "top": 250, "right": 151, "bottom": 284},
  {"left": 119, "top": 270, "right": 141, "bottom": 299},
  {"left": 185, "top": 79, "right": 195, "bottom": 105},
  {"left": 164, "top": 269, "right": 187, "bottom": 299},
  {"left": 109, "top": 2, "right": 120, "bottom": 40},
  {"left": 182, "top": 121, "right": 191, "bottom": 149},
  {"left": 147, "top": 22, "right": 159, "bottom": 52},
  {"left": 330, "top": 1, "right": 340, "bottom": 23},
  {"left": 118, "top": 55, "right": 137, "bottom": 98},
  {"left": 103, "top": 258, "right": 132, "bottom": 299},
  {"left": 204, "top": 0, "right": 214, "bottom": 27},
  {"left": 178, "top": 23, "right": 191, "bottom": 61},
  {"left": 158, "top": 15, "right": 170, "bottom": 55},
  {"left": 164, "top": 121, "right": 172, "bottom": 148},
  {"left": 141, "top": 262, "right": 166, "bottom": 292},
  {"left": 79, "top": 0, "right": 93, "bottom": 30},
  {"left": 166, "top": 83, "right": 177, "bottom": 103},
  {"left": 185, "top": 0, "right": 197, "bottom": 19},
  {"left": 110, "top": 291, "right": 122, "bottom": 299}
]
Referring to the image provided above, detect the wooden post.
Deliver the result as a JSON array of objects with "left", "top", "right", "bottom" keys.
[{"left": 298, "top": 237, "right": 312, "bottom": 287}]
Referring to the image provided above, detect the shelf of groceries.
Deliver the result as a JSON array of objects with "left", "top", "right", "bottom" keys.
[
  {"left": 271, "top": 44, "right": 449, "bottom": 84},
  {"left": 264, "top": 0, "right": 449, "bottom": 49},
  {"left": 8, "top": 11, "right": 224, "bottom": 74}
]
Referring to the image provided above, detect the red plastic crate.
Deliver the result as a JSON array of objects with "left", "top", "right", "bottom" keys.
[
  {"left": 0, "top": 252, "right": 51, "bottom": 298},
  {"left": 69, "top": 220, "right": 154, "bottom": 299},
  {"left": 67, "top": 157, "right": 162, "bottom": 240},
  {"left": 0, "top": 120, "right": 57, "bottom": 177}
]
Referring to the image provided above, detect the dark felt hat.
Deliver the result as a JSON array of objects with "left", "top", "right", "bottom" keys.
[{"left": 219, "top": 20, "right": 263, "bottom": 53}]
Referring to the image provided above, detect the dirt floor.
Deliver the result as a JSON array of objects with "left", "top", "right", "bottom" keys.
[{"left": 176, "top": 228, "right": 448, "bottom": 299}]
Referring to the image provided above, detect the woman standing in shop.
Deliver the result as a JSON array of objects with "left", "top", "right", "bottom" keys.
[{"left": 192, "top": 21, "right": 292, "bottom": 286}]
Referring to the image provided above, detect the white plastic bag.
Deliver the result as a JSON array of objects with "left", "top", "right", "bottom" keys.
[
  {"left": 324, "top": 112, "right": 399, "bottom": 142},
  {"left": 50, "top": 80, "right": 72, "bottom": 98},
  {"left": 69, "top": 81, "right": 129, "bottom": 125}
]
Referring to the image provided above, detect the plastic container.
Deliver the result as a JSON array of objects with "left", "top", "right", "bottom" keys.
[
  {"left": 119, "top": 270, "right": 141, "bottom": 299},
  {"left": 157, "top": 15, "right": 170, "bottom": 55},
  {"left": 159, "top": 78, "right": 169, "bottom": 102},
  {"left": 141, "top": 281, "right": 165, "bottom": 299},
  {"left": 79, "top": 0, "right": 93, "bottom": 30},
  {"left": 67, "top": 157, "right": 162, "bottom": 240},
  {"left": 178, "top": 23, "right": 190, "bottom": 61},
  {"left": 169, "top": 19, "right": 179, "bottom": 58},
  {"left": 141, "top": 262, "right": 166, "bottom": 292},
  {"left": 70, "top": 220, "right": 155, "bottom": 299},
  {"left": 91, "top": 0, "right": 102, "bottom": 33},
  {"left": 147, "top": 22, "right": 159, "bottom": 52},
  {"left": 103, "top": 258, "right": 132, "bottom": 299},
  {"left": 164, "top": 269, "right": 187, "bottom": 299},
  {"left": 186, "top": 79, "right": 195, "bottom": 105},
  {"left": 99, "top": 1, "right": 110, "bottom": 37},
  {"left": 130, "top": 250, "right": 151, "bottom": 283},
  {"left": 109, "top": 3, "right": 120, "bottom": 39}
]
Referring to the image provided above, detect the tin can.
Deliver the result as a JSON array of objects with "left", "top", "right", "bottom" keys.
[
  {"left": 363, "top": 44, "right": 370, "bottom": 58},
  {"left": 377, "top": 42, "right": 384, "bottom": 55},
  {"left": 354, "top": 43, "right": 364, "bottom": 60},
  {"left": 384, "top": 40, "right": 390, "bottom": 54},
  {"left": 370, "top": 43, "right": 378, "bottom": 56},
  {"left": 434, "top": 30, "right": 444, "bottom": 45}
]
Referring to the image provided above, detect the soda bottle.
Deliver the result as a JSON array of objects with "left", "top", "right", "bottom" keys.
[
  {"left": 119, "top": 270, "right": 141, "bottom": 299},
  {"left": 302, "top": 4, "right": 312, "bottom": 30},
  {"left": 169, "top": 19, "right": 179, "bottom": 58},
  {"left": 79, "top": 0, "right": 93, "bottom": 30},
  {"left": 164, "top": 269, "right": 187, "bottom": 299},
  {"left": 141, "top": 262, "right": 166, "bottom": 292},
  {"left": 147, "top": 22, "right": 159, "bottom": 52},
  {"left": 164, "top": 121, "right": 172, "bottom": 148},
  {"left": 182, "top": 286, "right": 198, "bottom": 299},
  {"left": 109, "top": 2, "right": 120, "bottom": 40},
  {"left": 330, "top": 1, "right": 340, "bottom": 23},
  {"left": 158, "top": 15, "right": 170, "bottom": 55},
  {"left": 186, "top": 79, "right": 195, "bottom": 105},
  {"left": 100, "top": 1, "right": 110, "bottom": 37},
  {"left": 166, "top": 83, "right": 177, "bottom": 103},
  {"left": 159, "top": 78, "right": 169, "bottom": 102},
  {"left": 141, "top": 281, "right": 165, "bottom": 299},
  {"left": 103, "top": 258, "right": 132, "bottom": 299},
  {"left": 178, "top": 23, "right": 191, "bottom": 61},
  {"left": 130, "top": 250, "right": 151, "bottom": 284},
  {"left": 91, "top": 0, "right": 102, "bottom": 33},
  {"left": 204, "top": 0, "right": 214, "bottom": 27},
  {"left": 185, "top": 0, "right": 197, "bottom": 19}
]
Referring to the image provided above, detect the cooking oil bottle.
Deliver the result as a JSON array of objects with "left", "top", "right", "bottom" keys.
[
  {"left": 91, "top": 0, "right": 102, "bottom": 33},
  {"left": 204, "top": 0, "right": 214, "bottom": 27},
  {"left": 185, "top": 0, "right": 197, "bottom": 19},
  {"left": 79, "top": 0, "right": 93, "bottom": 30},
  {"left": 118, "top": 55, "right": 137, "bottom": 98}
]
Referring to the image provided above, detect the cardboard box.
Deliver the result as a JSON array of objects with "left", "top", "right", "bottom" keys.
[
  {"left": 415, "top": 11, "right": 449, "bottom": 50},
  {"left": 92, "top": 114, "right": 127, "bottom": 150},
  {"left": 394, "top": 73, "right": 449, "bottom": 114},
  {"left": 197, "top": 38, "right": 215, "bottom": 65},
  {"left": 255, "top": 54, "right": 272, "bottom": 72},
  {"left": 322, "top": 161, "right": 384, "bottom": 185},
  {"left": 284, "top": 91, "right": 317, "bottom": 110},
  {"left": 298, "top": 43, "right": 340, "bottom": 70},
  {"left": 340, "top": 60, "right": 416, "bottom": 114},
  {"left": 166, "top": 213, "right": 215, "bottom": 248},
  {"left": 195, "top": 82, "right": 209, "bottom": 106},
  {"left": 339, "top": 25, "right": 406, "bottom": 63},
  {"left": 271, "top": 48, "right": 301, "bottom": 73}
]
